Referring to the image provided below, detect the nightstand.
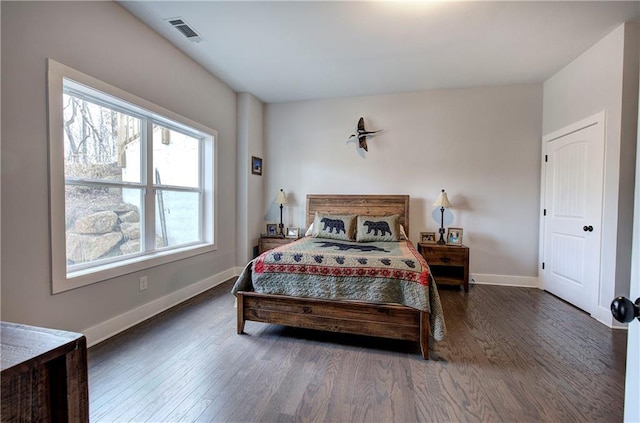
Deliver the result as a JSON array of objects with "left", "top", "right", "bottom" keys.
[
  {"left": 258, "top": 237, "right": 297, "bottom": 255},
  {"left": 418, "top": 243, "right": 470, "bottom": 292}
]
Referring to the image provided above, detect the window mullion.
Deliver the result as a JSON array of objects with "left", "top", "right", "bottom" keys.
[
  {"left": 64, "top": 178, "right": 146, "bottom": 189},
  {"left": 199, "top": 138, "right": 204, "bottom": 241},
  {"left": 143, "top": 119, "right": 155, "bottom": 252}
]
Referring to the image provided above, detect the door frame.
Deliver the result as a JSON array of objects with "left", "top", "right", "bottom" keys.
[{"left": 538, "top": 111, "right": 606, "bottom": 317}]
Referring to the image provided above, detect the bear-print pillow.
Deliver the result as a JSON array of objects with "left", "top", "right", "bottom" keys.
[
  {"left": 312, "top": 213, "right": 356, "bottom": 241},
  {"left": 356, "top": 215, "right": 400, "bottom": 242}
]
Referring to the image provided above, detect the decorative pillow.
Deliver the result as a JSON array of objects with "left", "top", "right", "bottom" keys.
[
  {"left": 356, "top": 214, "right": 400, "bottom": 242},
  {"left": 308, "top": 220, "right": 405, "bottom": 238},
  {"left": 312, "top": 213, "right": 356, "bottom": 241}
]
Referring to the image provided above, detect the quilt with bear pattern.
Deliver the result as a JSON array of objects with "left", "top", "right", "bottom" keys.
[{"left": 232, "top": 237, "right": 446, "bottom": 341}]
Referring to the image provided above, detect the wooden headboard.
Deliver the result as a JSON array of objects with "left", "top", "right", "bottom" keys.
[{"left": 306, "top": 195, "right": 410, "bottom": 234}]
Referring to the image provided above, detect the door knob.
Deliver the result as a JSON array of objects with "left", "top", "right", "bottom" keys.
[
  {"left": 610, "top": 296, "right": 640, "bottom": 323},
  {"left": 583, "top": 225, "right": 593, "bottom": 232}
]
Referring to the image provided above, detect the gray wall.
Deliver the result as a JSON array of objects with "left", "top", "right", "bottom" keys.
[
  {"left": 543, "top": 22, "right": 639, "bottom": 324},
  {"left": 1, "top": 2, "right": 237, "bottom": 336},
  {"left": 264, "top": 84, "right": 543, "bottom": 281},
  {"left": 236, "top": 93, "right": 265, "bottom": 264}
]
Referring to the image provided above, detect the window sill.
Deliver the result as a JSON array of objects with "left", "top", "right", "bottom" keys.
[{"left": 53, "top": 242, "right": 216, "bottom": 294}]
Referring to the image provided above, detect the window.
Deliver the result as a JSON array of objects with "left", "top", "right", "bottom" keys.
[{"left": 47, "top": 60, "right": 217, "bottom": 293}]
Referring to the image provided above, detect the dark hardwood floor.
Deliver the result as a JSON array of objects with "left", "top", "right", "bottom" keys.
[{"left": 88, "top": 280, "right": 627, "bottom": 422}]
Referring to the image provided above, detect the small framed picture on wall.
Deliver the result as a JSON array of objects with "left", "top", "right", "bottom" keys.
[{"left": 251, "top": 156, "right": 263, "bottom": 175}]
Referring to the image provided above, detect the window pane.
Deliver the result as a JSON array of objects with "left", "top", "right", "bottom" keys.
[
  {"left": 155, "top": 190, "right": 200, "bottom": 247},
  {"left": 153, "top": 125, "right": 199, "bottom": 188},
  {"left": 66, "top": 185, "right": 142, "bottom": 265},
  {"left": 63, "top": 92, "right": 141, "bottom": 183}
]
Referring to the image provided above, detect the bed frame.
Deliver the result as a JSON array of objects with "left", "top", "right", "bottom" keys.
[{"left": 236, "top": 194, "right": 430, "bottom": 359}]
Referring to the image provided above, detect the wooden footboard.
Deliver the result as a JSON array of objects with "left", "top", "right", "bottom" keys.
[{"left": 236, "top": 291, "right": 430, "bottom": 360}]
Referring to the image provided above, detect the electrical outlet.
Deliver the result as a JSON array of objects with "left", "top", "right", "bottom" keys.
[{"left": 139, "top": 276, "right": 148, "bottom": 291}]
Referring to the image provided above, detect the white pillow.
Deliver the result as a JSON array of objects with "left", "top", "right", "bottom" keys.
[
  {"left": 399, "top": 224, "right": 407, "bottom": 240},
  {"left": 305, "top": 222, "right": 314, "bottom": 236}
]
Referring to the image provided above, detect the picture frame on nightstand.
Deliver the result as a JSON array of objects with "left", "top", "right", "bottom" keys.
[
  {"left": 420, "top": 231, "right": 436, "bottom": 244},
  {"left": 266, "top": 223, "right": 277, "bottom": 237},
  {"left": 446, "top": 227, "right": 463, "bottom": 245},
  {"left": 286, "top": 227, "right": 299, "bottom": 239}
]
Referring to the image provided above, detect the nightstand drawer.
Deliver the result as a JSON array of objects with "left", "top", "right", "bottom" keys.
[
  {"left": 423, "top": 248, "right": 467, "bottom": 266},
  {"left": 258, "top": 237, "right": 297, "bottom": 254},
  {"left": 418, "top": 243, "right": 470, "bottom": 292}
]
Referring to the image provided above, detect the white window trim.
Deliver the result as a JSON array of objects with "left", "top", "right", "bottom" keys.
[{"left": 47, "top": 59, "right": 218, "bottom": 294}]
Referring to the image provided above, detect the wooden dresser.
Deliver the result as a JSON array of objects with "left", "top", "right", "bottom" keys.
[
  {"left": 1, "top": 322, "right": 89, "bottom": 422},
  {"left": 418, "top": 243, "right": 470, "bottom": 292}
]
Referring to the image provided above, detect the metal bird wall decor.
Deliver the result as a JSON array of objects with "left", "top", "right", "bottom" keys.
[{"left": 348, "top": 117, "right": 382, "bottom": 152}]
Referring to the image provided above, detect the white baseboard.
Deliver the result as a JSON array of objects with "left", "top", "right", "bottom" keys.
[
  {"left": 591, "top": 304, "right": 627, "bottom": 329},
  {"left": 470, "top": 273, "right": 539, "bottom": 288},
  {"left": 83, "top": 267, "right": 236, "bottom": 347}
]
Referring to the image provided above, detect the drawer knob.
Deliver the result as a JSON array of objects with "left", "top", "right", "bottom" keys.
[{"left": 440, "top": 257, "right": 451, "bottom": 263}]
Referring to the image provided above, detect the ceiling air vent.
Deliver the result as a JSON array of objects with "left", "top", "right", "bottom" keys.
[{"left": 166, "top": 17, "right": 202, "bottom": 43}]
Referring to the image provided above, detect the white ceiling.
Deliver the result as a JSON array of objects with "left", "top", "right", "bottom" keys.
[{"left": 119, "top": 1, "right": 639, "bottom": 104}]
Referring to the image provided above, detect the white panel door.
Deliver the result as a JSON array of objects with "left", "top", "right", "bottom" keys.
[
  {"left": 542, "top": 116, "right": 604, "bottom": 313},
  {"left": 623, "top": 88, "right": 640, "bottom": 423}
]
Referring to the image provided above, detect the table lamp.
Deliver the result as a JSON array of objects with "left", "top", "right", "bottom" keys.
[
  {"left": 275, "top": 189, "right": 288, "bottom": 238},
  {"left": 433, "top": 189, "right": 452, "bottom": 244}
]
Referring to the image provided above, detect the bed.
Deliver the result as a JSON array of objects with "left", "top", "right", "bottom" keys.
[{"left": 232, "top": 194, "right": 446, "bottom": 359}]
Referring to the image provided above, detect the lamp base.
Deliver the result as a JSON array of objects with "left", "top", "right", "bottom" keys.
[
  {"left": 437, "top": 227, "right": 446, "bottom": 244},
  {"left": 279, "top": 204, "right": 286, "bottom": 238}
]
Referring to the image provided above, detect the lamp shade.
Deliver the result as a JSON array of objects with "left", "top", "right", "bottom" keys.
[
  {"left": 275, "top": 189, "right": 288, "bottom": 205},
  {"left": 433, "top": 189, "right": 452, "bottom": 208}
]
